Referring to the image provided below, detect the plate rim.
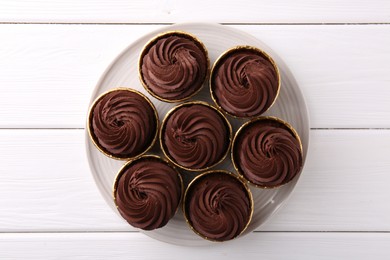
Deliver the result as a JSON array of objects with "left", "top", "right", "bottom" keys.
[{"left": 85, "top": 22, "right": 310, "bottom": 245}]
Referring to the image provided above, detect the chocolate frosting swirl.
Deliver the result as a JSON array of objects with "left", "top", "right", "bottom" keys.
[
  {"left": 162, "top": 103, "right": 230, "bottom": 170},
  {"left": 114, "top": 156, "right": 182, "bottom": 230},
  {"left": 185, "top": 171, "right": 251, "bottom": 241},
  {"left": 212, "top": 48, "right": 279, "bottom": 117},
  {"left": 90, "top": 89, "right": 157, "bottom": 158},
  {"left": 141, "top": 34, "right": 208, "bottom": 101},
  {"left": 233, "top": 119, "right": 302, "bottom": 187}
]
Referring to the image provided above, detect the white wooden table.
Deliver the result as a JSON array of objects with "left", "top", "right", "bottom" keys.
[{"left": 0, "top": 1, "right": 389, "bottom": 259}]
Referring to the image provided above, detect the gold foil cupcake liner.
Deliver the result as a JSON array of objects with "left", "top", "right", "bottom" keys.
[
  {"left": 182, "top": 170, "right": 254, "bottom": 242},
  {"left": 231, "top": 116, "right": 303, "bottom": 189},
  {"left": 138, "top": 30, "right": 210, "bottom": 103},
  {"left": 159, "top": 101, "right": 233, "bottom": 172},
  {"left": 209, "top": 45, "right": 281, "bottom": 118},
  {"left": 113, "top": 154, "right": 184, "bottom": 220},
  {"left": 87, "top": 87, "right": 159, "bottom": 161}
]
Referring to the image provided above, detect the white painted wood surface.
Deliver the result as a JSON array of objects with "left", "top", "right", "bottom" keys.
[
  {"left": 0, "top": 0, "right": 389, "bottom": 258},
  {"left": 0, "top": 129, "right": 389, "bottom": 232},
  {"left": 0, "top": 0, "right": 389, "bottom": 23},
  {"left": 1, "top": 232, "right": 390, "bottom": 260},
  {"left": 0, "top": 24, "right": 389, "bottom": 128}
]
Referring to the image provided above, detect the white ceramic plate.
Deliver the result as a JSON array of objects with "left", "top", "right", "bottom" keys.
[{"left": 86, "top": 23, "right": 309, "bottom": 246}]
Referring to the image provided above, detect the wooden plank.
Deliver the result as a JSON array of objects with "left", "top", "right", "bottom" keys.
[
  {"left": 0, "top": 24, "right": 389, "bottom": 128},
  {"left": 0, "top": 129, "right": 389, "bottom": 232},
  {"left": 0, "top": 24, "right": 160, "bottom": 128},
  {"left": 0, "top": 0, "right": 389, "bottom": 23},
  {"left": 0, "top": 232, "right": 389, "bottom": 259},
  {"left": 265, "top": 129, "right": 390, "bottom": 231}
]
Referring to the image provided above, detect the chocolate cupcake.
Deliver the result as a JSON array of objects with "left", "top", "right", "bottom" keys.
[
  {"left": 87, "top": 88, "right": 158, "bottom": 160},
  {"left": 113, "top": 155, "right": 183, "bottom": 230},
  {"left": 210, "top": 46, "right": 280, "bottom": 117},
  {"left": 232, "top": 116, "right": 303, "bottom": 188},
  {"left": 139, "top": 31, "right": 209, "bottom": 102},
  {"left": 183, "top": 170, "right": 253, "bottom": 241},
  {"left": 160, "top": 101, "right": 232, "bottom": 171}
]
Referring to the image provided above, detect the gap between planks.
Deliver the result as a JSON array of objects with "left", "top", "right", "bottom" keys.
[
  {"left": 0, "top": 22, "right": 389, "bottom": 25},
  {"left": 0, "top": 230, "right": 389, "bottom": 234},
  {"left": 0, "top": 128, "right": 389, "bottom": 130}
]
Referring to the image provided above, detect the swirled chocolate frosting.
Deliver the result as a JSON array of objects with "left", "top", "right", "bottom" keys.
[
  {"left": 185, "top": 172, "right": 251, "bottom": 241},
  {"left": 233, "top": 119, "right": 302, "bottom": 187},
  {"left": 212, "top": 48, "right": 279, "bottom": 117},
  {"left": 90, "top": 89, "right": 157, "bottom": 158},
  {"left": 162, "top": 103, "right": 230, "bottom": 169},
  {"left": 141, "top": 34, "right": 208, "bottom": 101},
  {"left": 114, "top": 156, "right": 182, "bottom": 230}
]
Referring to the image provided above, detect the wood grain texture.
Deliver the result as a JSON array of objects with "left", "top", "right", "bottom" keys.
[
  {"left": 0, "top": 24, "right": 389, "bottom": 128},
  {"left": 0, "top": 232, "right": 389, "bottom": 259},
  {"left": 1, "top": 1, "right": 388, "bottom": 256},
  {"left": 0, "top": 129, "right": 389, "bottom": 232},
  {"left": 0, "top": 0, "right": 389, "bottom": 23}
]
